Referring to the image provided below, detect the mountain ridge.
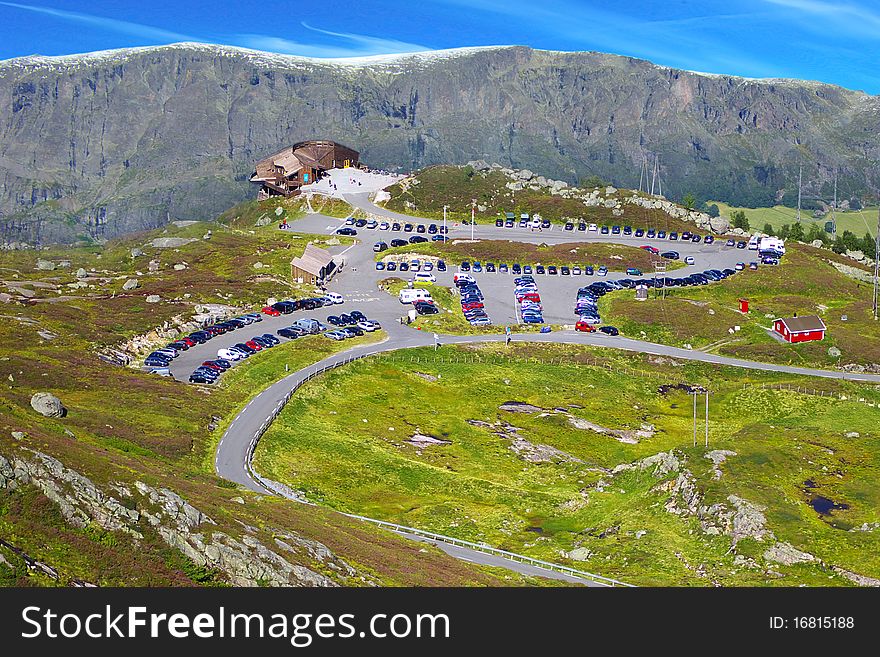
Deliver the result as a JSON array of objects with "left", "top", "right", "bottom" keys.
[{"left": 1, "top": 43, "right": 878, "bottom": 245}]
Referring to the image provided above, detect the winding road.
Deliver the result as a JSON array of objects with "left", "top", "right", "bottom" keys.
[{"left": 200, "top": 170, "right": 880, "bottom": 586}]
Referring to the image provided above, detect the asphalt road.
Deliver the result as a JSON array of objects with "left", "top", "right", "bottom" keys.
[{"left": 188, "top": 179, "right": 880, "bottom": 585}]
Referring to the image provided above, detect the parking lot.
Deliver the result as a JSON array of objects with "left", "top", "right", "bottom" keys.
[{"left": 160, "top": 197, "right": 775, "bottom": 381}]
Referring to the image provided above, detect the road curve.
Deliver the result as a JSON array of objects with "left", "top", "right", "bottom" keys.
[{"left": 210, "top": 179, "right": 880, "bottom": 586}]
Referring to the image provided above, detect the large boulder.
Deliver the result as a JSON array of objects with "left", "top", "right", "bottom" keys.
[
  {"left": 145, "top": 294, "right": 160, "bottom": 303},
  {"left": 35, "top": 258, "right": 56, "bottom": 271},
  {"left": 130, "top": 247, "right": 145, "bottom": 258},
  {"left": 122, "top": 278, "right": 139, "bottom": 290},
  {"left": 75, "top": 267, "right": 88, "bottom": 278},
  {"left": 30, "top": 392, "right": 66, "bottom": 418},
  {"left": 149, "top": 237, "right": 196, "bottom": 249},
  {"left": 709, "top": 216, "right": 730, "bottom": 233}
]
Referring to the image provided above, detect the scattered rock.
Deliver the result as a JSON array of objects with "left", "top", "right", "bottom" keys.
[
  {"left": 11, "top": 431, "right": 25, "bottom": 441},
  {"left": 565, "top": 547, "right": 593, "bottom": 561},
  {"left": 405, "top": 433, "right": 451, "bottom": 448},
  {"left": 500, "top": 401, "right": 544, "bottom": 413},
  {"left": 413, "top": 372, "right": 438, "bottom": 382},
  {"left": 811, "top": 240, "right": 824, "bottom": 248},
  {"left": 35, "top": 258, "right": 56, "bottom": 271},
  {"left": 145, "top": 295, "right": 160, "bottom": 303},
  {"left": 832, "top": 566, "right": 880, "bottom": 587},
  {"left": 252, "top": 262, "right": 265, "bottom": 270},
  {"left": 122, "top": 278, "right": 139, "bottom": 291},
  {"left": 845, "top": 431, "right": 860, "bottom": 438},
  {"left": 173, "top": 263, "right": 187, "bottom": 271},
  {"left": 828, "top": 346, "right": 842, "bottom": 358},
  {"left": 30, "top": 392, "right": 66, "bottom": 418},
  {"left": 150, "top": 237, "right": 196, "bottom": 249},
  {"left": 148, "top": 260, "right": 161, "bottom": 272},
  {"left": 763, "top": 541, "right": 815, "bottom": 565},
  {"left": 131, "top": 247, "right": 145, "bottom": 258},
  {"left": 75, "top": 267, "right": 88, "bottom": 278},
  {"left": 704, "top": 450, "right": 737, "bottom": 480}
]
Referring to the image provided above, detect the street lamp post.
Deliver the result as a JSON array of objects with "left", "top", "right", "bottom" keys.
[
  {"left": 443, "top": 205, "right": 448, "bottom": 236},
  {"left": 471, "top": 199, "right": 476, "bottom": 241}
]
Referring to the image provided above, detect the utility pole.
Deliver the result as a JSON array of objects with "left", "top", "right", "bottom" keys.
[
  {"left": 657, "top": 155, "right": 662, "bottom": 198},
  {"left": 471, "top": 199, "right": 476, "bottom": 241},
  {"left": 705, "top": 390, "right": 709, "bottom": 448},
  {"left": 796, "top": 166, "right": 802, "bottom": 223}
]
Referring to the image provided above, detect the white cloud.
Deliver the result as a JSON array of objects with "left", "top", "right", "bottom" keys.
[
  {"left": 236, "top": 24, "right": 429, "bottom": 58},
  {"left": 0, "top": 1, "right": 198, "bottom": 42}
]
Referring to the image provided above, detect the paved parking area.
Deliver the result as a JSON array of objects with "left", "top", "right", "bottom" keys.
[{"left": 168, "top": 197, "right": 764, "bottom": 381}]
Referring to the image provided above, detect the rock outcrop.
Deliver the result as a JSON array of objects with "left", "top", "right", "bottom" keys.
[{"left": 1, "top": 449, "right": 364, "bottom": 587}]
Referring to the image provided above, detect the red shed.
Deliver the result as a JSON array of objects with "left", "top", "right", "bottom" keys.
[{"left": 773, "top": 315, "right": 826, "bottom": 343}]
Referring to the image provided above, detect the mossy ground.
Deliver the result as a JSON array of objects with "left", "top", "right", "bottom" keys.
[{"left": 256, "top": 342, "right": 880, "bottom": 586}]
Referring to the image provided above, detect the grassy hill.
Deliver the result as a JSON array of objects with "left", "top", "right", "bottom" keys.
[
  {"left": 255, "top": 342, "right": 880, "bottom": 587},
  {"left": 0, "top": 197, "right": 538, "bottom": 587},
  {"left": 712, "top": 201, "right": 878, "bottom": 238},
  {"left": 381, "top": 165, "right": 711, "bottom": 234}
]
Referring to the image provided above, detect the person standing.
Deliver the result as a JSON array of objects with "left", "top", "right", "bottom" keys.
[
  {"left": 434, "top": 332, "right": 440, "bottom": 350},
  {"left": 505, "top": 325, "right": 512, "bottom": 346}
]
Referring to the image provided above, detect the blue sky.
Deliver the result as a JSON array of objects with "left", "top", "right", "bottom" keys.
[{"left": 1, "top": 0, "right": 878, "bottom": 93}]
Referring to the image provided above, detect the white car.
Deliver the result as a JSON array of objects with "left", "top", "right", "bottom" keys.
[
  {"left": 530, "top": 218, "right": 541, "bottom": 229},
  {"left": 218, "top": 348, "right": 245, "bottom": 361},
  {"left": 379, "top": 221, "right": 390, "bottom": 230},
  {"left": 366, "top": 220, "right": 378, "bottom": 229},
  {"left": 410, "top": 260, "right": 421, "bottom": 272},
  {"left": 412, "top": 272, "right": 436, "bottom": 283},
  {"left": 357, "top": 320, "right": 378, "bottom": 332},
  {"left": 325, "top": 292, "right": 344, "bottom": 304},
  {"left": 684, "top": 256, "right": 695, "bottom": 265},
  {"left": 588, "top": 223, "right": 598, "bottom": 232}
]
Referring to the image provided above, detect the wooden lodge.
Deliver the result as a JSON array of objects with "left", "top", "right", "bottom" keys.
[{"left": 251, "top": 140, "right": 360, "bottom": 198}]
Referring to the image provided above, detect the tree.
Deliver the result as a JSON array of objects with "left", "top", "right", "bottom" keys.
[
  {"left": 763, "top": 223, "right": 775, "bottom": 236},
  {"left": 706, "top": 203, "right": 720, "bottom": 218},
  {"left": 806, "top": 223, "right": 828, "bottom": 245},
  {"left": 682, "top": 193, "right": 696, "bottom": 210},
  {"left": 778, "top": 224, "right": 791, "bottom": 239},
  {"left": 579, "top": 175, "right": 606, "bottom": 189},
  {"left": 861, "top": 232, "right": 877, "bottom": 259},
  {"left": 850, "top": 197, "right": 863, "bottom": 211},
  {"left": 789, "top": 222, "right": 805, "bottom": 241},
  {"left": 731, "top": 210, "right": 750, "bottom": 232},
  {"left": 831, "top": 236, "right": 847, "bottom": 254}
]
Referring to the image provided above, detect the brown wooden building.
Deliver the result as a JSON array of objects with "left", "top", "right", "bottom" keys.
[
  {"left": 290, "top": 243, "right": 337, "bottom": 285},
  {"left": 251, "top": 140, "right": 360, "bottom": 198}
]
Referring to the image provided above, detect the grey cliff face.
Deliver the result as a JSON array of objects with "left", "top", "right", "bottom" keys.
[{"left": 0, "top": 44, "right": 877, "bottom": 244}]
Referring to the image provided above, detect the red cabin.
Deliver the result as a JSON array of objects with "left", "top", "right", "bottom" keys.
[{"left": 773, "top": 315, "right": 826, "bottom": 343}]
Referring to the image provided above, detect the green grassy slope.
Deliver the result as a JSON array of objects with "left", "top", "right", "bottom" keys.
[{"left": 255, "top": 343, "right": 880, "bottom": 587}]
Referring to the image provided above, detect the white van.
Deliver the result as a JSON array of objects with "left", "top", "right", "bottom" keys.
[
  {"left": 412, "top": 272, "right": 436, "bottom": 283},
  {"left": 748, "top": 235, "right": 760, "bottom": 250},
  {"left": 325, "top": 292, "right": 344, "bottom": 304},
  {"left": 399, "top": 288, "right": 432, "bottom": 304}
]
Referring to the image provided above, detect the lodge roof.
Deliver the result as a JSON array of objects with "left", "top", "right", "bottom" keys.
[
  {"left": 290, "top": 243, "right": 334, "bottom": 277},
  {"left": 776, "top": 315, "right": 826, "bottom": 333}
]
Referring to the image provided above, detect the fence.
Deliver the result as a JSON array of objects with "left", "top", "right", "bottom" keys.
[
  {"left": 751, "top": 381, "right": 879, "bottom": 407},
  {"left": 239, "top": 348, "right": 635, "bottom": 588}
]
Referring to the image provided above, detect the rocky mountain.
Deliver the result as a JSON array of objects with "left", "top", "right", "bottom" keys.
[{"left": 1, "top": 43, "right": 878, "bottom": 245}]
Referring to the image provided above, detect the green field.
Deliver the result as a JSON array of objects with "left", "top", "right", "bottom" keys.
[
  {"left": 713, "top": 201, "right": 878, "bottom": 238},
  {"left": 377, "top": 240, "right": 684, "bottom": 272},
  {"left": 255, "top": 342, "right": 880, "bottom": 586},
  {"left": 597, "top": 242, "right": 880, "bottom": 368}
]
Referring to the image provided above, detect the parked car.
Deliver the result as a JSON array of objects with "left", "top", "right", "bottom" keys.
[
  {"left": 336, "top": 227, "right": 357, "bottom": 236},
  {"left": 599, "top": 326, "right": 619, "bottom": 336},
  {"left": 575, "top": 320, "right": 597, "bottom": 332},
  {"left": 409, "top": 235, "right": 428, "bottom": 243},
  {"left": 626, "top": 267, "right": 642, "bottom": 276},
  {"left": 261, "top": 305, "right": 281, "bottom": 317},
  {"left": 684, "top": 256, "right": 695, "bottom": 265},
  {"left": 661, "top": 251, "right": 680, "bottom": 260}
]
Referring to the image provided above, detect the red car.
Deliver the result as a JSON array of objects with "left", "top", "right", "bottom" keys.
[
  {"left": 261, "top": 306, "right": 281, "bottom": 317},
  {"left": 201, "top": 361, "right": 223, "bottom": 371},
  {"left": 640, "top": 245, "right": 660, "bottom": 254},
  {"left": 575, "top": 320, "right": 597, "bottom": 332},
  {"left": 461, "top": 301, "right": 484, "bottom": 311},
  {"left": 245, "top": 340, "right": 263, "bottom": 351}
]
